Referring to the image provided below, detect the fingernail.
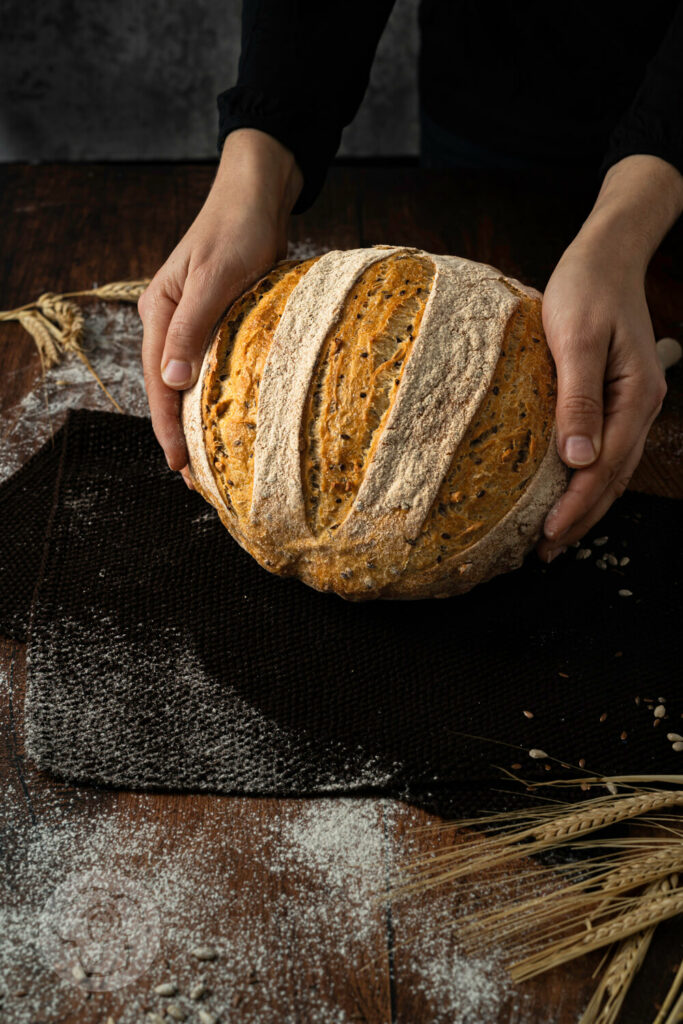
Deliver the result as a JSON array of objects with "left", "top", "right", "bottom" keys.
[
  {"left": 565, "top": 435, "right": 596, "bottom": 466},
  {"left": 544, "top": 501, "right": 564, "bottom": 540},
  {"left": 162, "top": 359, "right": 192, "bottom": 387},
  {"left": 546, "top": 546, "right": 567, "bottom": 564}
]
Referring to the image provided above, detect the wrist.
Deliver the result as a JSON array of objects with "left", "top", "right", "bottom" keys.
[
  {"left": 213, "top": 127, "right": 303, "bottom": 219},
  {"left": 576, "top": 154, "right": 683, "bottom": 276}
]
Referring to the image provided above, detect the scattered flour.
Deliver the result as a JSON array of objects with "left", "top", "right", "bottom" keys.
[
  {"left": 0, "top": 304, "right": 147, "bottom": 485},
  {"left": 0, "top": 792, "right": 525, "bottom": 1023},
  {"left": 286, "top": 237, "right": 330, "bottom": 263}
]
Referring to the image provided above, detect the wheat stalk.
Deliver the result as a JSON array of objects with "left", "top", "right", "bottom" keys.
[
  {"left": 16, "top": 311, "right": 62, "bottom": 370},
  {"left": 69, "top": 280, "right": 150, "bottom": 303},
  {"left": 405, "top": 788, "right": 683, "bottom": 893},
  {"left": 0, "top": 278, "right": 149, "bottom": 410},
  {"left": 448, "top": 839, "right": 683, "bottom": 959},
  {"left": 392, "top": 776, "right": 683, "bottom": 1024},
  {"left": 653, "top": 957, "right": 683, "bottom": 1024},
  {"left": 577, "top": 875, "right": 670, "bottom": 1024},
  {"left": 508, "top": 881, "right": 683, "bottom": 981}
]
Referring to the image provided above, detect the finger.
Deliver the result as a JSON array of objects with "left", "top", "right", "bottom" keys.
[
  {"left": 550, "top": 322, "right": 608, "bottom": 470},
  {"left": 180, "top": 465, "right": 195, "bottom": 491},
  {"left": 160, "top": 266, "right": 242, "bottom": 393},
  {"left": 543, "top": 367, "right": 665, "bottom": 543},
  {"left": 140, "top": 288, "right": 188, "bottom": 470},
  {"left": 537, "top": 418, "right": 650, "bottom": 561}
]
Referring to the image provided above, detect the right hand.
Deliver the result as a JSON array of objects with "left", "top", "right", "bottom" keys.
[{"left": 139, "top": 128, "right": 303, "bottom": 488}]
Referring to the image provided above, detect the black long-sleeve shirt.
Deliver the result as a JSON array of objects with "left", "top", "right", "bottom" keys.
[{"left": 217, "top": 1, "right": 683, "bottom": 216}]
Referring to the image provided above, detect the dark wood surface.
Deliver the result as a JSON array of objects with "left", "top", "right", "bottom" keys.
[{"left": 1, "top": 163, "right": 681, "bottom": 1024}]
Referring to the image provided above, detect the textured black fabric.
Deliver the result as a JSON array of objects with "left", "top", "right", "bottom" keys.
[
  {"left": 0, "top": 409, "right": 681, "bottom": 804},
  {"left": 217, "top": 0, "right": 683, "bottom": 215}
]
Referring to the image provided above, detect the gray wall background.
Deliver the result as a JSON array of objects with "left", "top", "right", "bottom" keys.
[{"left": 1, "top": 0, "right": 419, "bottom": 161}]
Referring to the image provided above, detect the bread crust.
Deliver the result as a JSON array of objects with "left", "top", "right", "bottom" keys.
[{"left": 181, "top": 246, "right": 569, "bottom": 600}]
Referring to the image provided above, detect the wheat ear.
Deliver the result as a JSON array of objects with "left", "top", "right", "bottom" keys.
[
  {"left": 653, "top": 956, "right": 683, "bottom": 1024},
  {"left": 508, "top": 880, "right": 682, "bottom": 982},
  {"left": 0, "top": 279, "right": 150, "bottom": 410},
  {"left": 577, "top": 875, "right": 674, "bottom": 1024}
]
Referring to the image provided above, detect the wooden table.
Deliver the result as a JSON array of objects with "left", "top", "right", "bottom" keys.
[{"left": 1, "top": 164, "right": 681, "bottom": 1024}]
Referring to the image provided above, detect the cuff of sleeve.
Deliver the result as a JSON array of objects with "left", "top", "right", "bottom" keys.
[{"left": 217, "top": 86, "right": 341, "bottom": 216}]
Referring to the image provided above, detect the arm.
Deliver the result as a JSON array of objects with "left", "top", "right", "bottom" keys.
[
  {"left": 140, "top": 0, "right": 396, "bottom": 481},
  {"left": 139, "top": 128, "right": 303, "bottom": 482},
  {"left": 537, "top": 153, "right": 683, "bottom": 561},
  {"left": 217, "top": 0, "right": 397, "bottom": 214},
  {"left": 537, "top": 2, "right": 683, "bottom": 559}
]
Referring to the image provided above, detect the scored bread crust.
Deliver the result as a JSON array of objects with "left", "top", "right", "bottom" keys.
[{"left": 181, "top": 245, "right": 569, "bottom": 600}]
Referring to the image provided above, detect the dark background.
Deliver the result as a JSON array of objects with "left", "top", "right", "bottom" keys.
[{"left": 0, "top": 0, "right": 418, "bottom": 162}]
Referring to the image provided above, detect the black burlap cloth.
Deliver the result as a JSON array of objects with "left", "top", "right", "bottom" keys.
[{"left": 1, "top": 408, "right": 681, "bottom": 802}]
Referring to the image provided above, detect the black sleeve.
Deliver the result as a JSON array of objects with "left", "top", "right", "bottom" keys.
[
  {"left": 217, "top": 0, "right": 396, "bottom": 215},
  {"left": 600, "top": 2, "right": 683, "bottom": 180}
]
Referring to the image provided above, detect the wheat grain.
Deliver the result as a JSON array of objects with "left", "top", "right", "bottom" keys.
[
  {"left": 577, "top": 878, "right": 664, "bottom": 1024},
  {"left": 37, "top": 293, "right": 85, "bottom": 353},
  {"left": 509, "top": 883, "right": 683, "bottom": 981},
  {"left": 17, "top": 311, "right": 62, "bottom": 370},
  {"left": 78, "top": 279, "right": 150, "bottom": 302}
]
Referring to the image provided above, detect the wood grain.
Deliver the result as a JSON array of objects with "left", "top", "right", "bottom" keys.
[{"left": 0, "top": 164, "right": 681, "bottom": 1024}]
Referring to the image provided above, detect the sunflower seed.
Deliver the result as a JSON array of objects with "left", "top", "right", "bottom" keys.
[
  {"left": 529, "top": 748, "right": 548, "bottom": 759},
  {"left": 166, "top": 1006, "right": 187, "bottom": 1021},
  {"left": 522, "top": 710, "right": 534, "bottom": 719},
  {"left": 576, "top": 548, "right": 592, "bottom": 560},
  {"left": 666, "top": 733, "right": 683, "bottom": 743},
  {"left": 190, "top": 946, "right": 218, "bottom": 961},
  {"left": 578, "top": 758, "right": 586, "bottom": 768},
  {"left": 605, "top": 554, "right": 618, "bottom": 566},
  {"left": 654, "top": 705, "right": 666, "bottom": 718},
  {"left": 71, "top": 963, "right": 87, "bottom": 982},
  {"left": 673, "top": 742, "right": 683, "bottom": 752},
  {"left": 618, "top": 589, "right": 633, "bottom": 597},
  {"left": 593, "top": 536, "right": 609, "bottom": 546},
  {"left": 198, "top": 1011, "right": 218, "bottom": 1024},
  {"left": 599, "top": 712, "right": 608, "bottom": 722},
  {"left": 154, "top": 982, "right": 178, "bottom": 997},
  {"left": 147, "top": 1015, "right": 166, "bottom": 1024},
  {"left": 189, "top": 983, "right": 208, "bottom": 1001},
  {"left": 619, "top": 556, "right": 630, "bottom": 566},
  {"left": 596, "top": 559, "right": 606, "bottom": 570}
]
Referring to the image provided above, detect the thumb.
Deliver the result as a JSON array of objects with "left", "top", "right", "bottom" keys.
[
  {"left": 160, "top": 272, "right": 240, "bottom": 391},
  {"left": 551, "top": 332, "right": 608, "bottom": 468}
]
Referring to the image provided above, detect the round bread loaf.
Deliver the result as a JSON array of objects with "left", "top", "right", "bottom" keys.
[{"left": 181, "top": 244, "right": 569, "bottom": 600}]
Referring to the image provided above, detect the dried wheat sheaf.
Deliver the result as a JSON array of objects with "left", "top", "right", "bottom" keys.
[
  {"left": 392, "top": 768, "right": 683, "bottom": 1024},
  {"left": 0, "top": 280, "right": 150, "bottom": 411}
]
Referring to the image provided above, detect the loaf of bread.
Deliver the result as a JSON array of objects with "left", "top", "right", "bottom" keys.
[{"left": 181, "top": 245, "right": 569, "bottom": 600}]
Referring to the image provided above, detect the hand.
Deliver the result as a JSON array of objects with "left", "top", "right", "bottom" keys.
[
  {"left": 535, "top": 155, "right": 683, "bottom": 563},
  {"left": 535, "top": 238, "right": 666, "bottom": 562},
  {"left": 138, "top": 129, "right": 303, "bottom": 489}
]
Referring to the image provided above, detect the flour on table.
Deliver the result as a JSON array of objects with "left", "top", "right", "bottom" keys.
[
  {"left": 0, "top": 304, "right": 147, "bottom": 485},
  {"left": 0, "top": 793, "right": 525, "bottom": 1023}
]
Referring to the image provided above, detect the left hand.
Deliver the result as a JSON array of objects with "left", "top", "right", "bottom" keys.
[
  {"left": 536, "top": 232, "right": 667, "bottom": 562},
  {"left": 534, "top": 153, "right": 683, "bottom": 563}
]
